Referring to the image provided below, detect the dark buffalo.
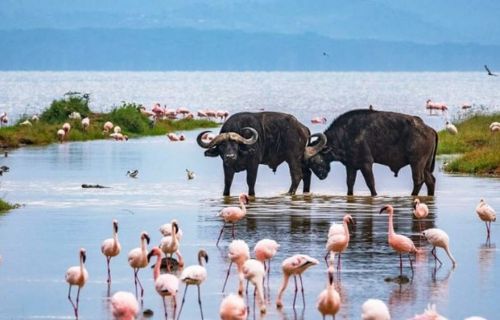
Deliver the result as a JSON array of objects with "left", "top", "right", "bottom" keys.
[
  {"left": 306, "top": 109, "right": 438, "bottom": 196},
  {"left": 197, "top": 111, "right": 326, "bottom": 196}
]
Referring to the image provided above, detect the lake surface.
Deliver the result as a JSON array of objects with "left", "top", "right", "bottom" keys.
[{"left": 0, "top": 72, "right": 499, "bottom": 319}]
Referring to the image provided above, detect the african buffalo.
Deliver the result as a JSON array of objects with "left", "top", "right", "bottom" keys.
[
  {"left": 197, "top": 111, "right": 326, "bottom": 196},
  {"left": 306, "top": 109, "right": 438, "bottom": 196}
]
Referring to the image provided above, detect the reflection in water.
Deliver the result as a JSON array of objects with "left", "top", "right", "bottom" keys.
[{"left": 478, "top": 243, "right": 496, "bottom": 285}]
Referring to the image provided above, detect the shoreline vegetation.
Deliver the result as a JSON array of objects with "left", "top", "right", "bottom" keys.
[
  {"left": 0, "top": 199, "right": 18, "bottom": 213},
  {"left": 437, "top": 112, "right": 500, "bottom": 176},
  {"left": 0, "top": 94, "right": 218, "bottom": 148}
]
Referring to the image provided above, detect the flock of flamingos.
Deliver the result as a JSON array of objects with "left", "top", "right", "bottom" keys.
[{"left": 64, "top": 189, "right": 496, "bottom": 320}]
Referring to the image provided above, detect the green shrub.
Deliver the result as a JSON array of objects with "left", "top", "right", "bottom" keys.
[
  {"left": 0, "top": 199, "right": 16, "bottom": 213},
  {"left": 40, "top": 94, "right": 91, "bottom": 124},
  {"left": 108, "top": 103, "right": 150, "bottom": 134}
]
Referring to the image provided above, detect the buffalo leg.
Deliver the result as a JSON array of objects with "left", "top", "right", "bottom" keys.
[
  {"left": 410, "top": 163, "right": 425, "bottom": 196},
  {"left": 301, "top": 167, "right": 312, "bottom": 193},
  {"left": 360, "top": 165, "right": 377, "bottom": 196},
  {"left": 223, "top": 165, "right": 235, "bottom": 196},
  {"left": 346, "top": 167, "right": 357, "bottom": 195},
  {"left": 246, "top": 165, "right": 258, "bottom": 196},
  {"left": 287, "top": 161, "right": 303, "bottom": 195},
  {"left": 424, "top": 171, "right": 436, "bottom": 196}
]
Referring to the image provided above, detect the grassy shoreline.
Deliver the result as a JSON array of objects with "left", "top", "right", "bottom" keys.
[
  {"left": 0, "top": 199, "right": 17, "bottom": 213},
  {"left": 437, "top": 113, "right": 500, "bottom": 175},
  {"left": 0, "top": 95, "right": 219, "bottom": 148}
]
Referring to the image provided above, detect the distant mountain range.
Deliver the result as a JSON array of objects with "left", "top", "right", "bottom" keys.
[{"left": 1, "top": 28, "right": 499, "bottom": 71}]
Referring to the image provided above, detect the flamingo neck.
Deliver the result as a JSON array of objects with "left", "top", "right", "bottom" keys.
[
  {"left": 113, "top": 230, "right": 119, "bottom": 247},
  {"left": 388, "top": 212, "right": 395, "bottom": 236},
  {"left": 276, "top": 273, "right": 290, "bottom": 303},
  {"left": 141, "top": 237, "right": 147, "bottom": 254},
  {"left": 153, "top": 254, "right": 161, "bottom": 280},
  {"left": 239, "top": 200, "right": 246, "bottom": 214},
  {"left": 445, "top": 246, "right": 457, "bottom": 266},
  {"left": 254, "top": 277, "right": 265, "bottom": 309},
  {"left": 343, "top": 219, "right": 350, "bottom": 242}
]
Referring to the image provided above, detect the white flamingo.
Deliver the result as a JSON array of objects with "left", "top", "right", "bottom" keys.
[
  {"left": 101, "top": 219, "right": 121, "bottom": 284},
  {"left": 65, "top": 248, "right": 89, "bottom": 318},
  {"left": 177, "top": 250, "right": 209, "bottom": 319},
  {"left": 422, "top": 228, "right": 457, "bottom": 267},
  {"left": 127, "top": 232, "right": 150, "bottom": 299}
]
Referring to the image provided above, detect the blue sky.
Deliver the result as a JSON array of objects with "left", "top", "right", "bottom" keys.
[{"left": 1, "top": 0, "right": 499, "bottom": 45}]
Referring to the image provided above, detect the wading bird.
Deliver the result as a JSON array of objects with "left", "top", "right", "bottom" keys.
[
  {"left": 81, "top": 117, "right": 90, "bottom": 131},
  {"left": 476, "top": 199, "right": 496, "bottom": 240},
  {"left": 178, "top": 250, "right": 209, "bottom": 319},
  {"left": 380, "top": 205, "right": 418, "bottom": 275},
  {"left": 223, "top": 239, "right": 250, "bottom": 294},
  {"left": 325, "top": 214, "right": 354, "bottom": 270},
  {"left": 148, "top": 247, "right": 179, "bottom": 319},
  {"left": 413, "top": 198, "right": 429, "bottom": 233},
  {"left": 110, "top": 291, "right": 139, "bottom": 320},
  {"left": 445, "top": 121, "right": 458, "bottom": 135},
  {"left": 421, "top": 228, "right": 457, "bottom": 267},
  {"left": 242, "top": 259, "right": 266, "bottom": 314},
  {"left": 316, "top": 265, "right": 340, "bottom": 319},
  {"left": 126, "top": 170, "right": 138, "bottom": 178},
  {"left": 276, "top": 254, "right": 319, "bottom": 309},
  {"left": 216, "top": 193, "right": 249, "bottom": 246},
  {"left": 219, "top": 293, "right": 247, "bottom": 320},
  {"left": 186, "top": 169, "right": 195, "bottom": 180},
  {"left": 160, "top": 220, "right": 184, "bottom": 271},
  {"left": 101, "top": 219, "right": 121, "bottom": 284},
  {"left": 254, "top": 238, "right": 280, "bottom": 284},
  {"left": 409, "top": 304, "right": 447, "bottom": 320},
  {"left": 65, "top": 248, "right": 88, "bottom": 318},
  {"left": 361, "top": 298, "right": 391, "bottom": 320},
  {"left": 127, "top": 232, "right": 150, "bottom": 299}
]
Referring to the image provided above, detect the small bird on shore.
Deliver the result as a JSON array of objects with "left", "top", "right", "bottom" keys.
[
  {"left": 186, "top": 169, "right": 195, "bottom": 180},
  {"left": 445, "top": 121, "right": 458, "bottom": 135},
  {"left": 126, "top": 170, "right": 139, "bottom": 178}
]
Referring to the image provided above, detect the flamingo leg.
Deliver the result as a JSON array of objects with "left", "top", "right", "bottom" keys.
[
  {"left": 222, "top": 261, "right": 233, "bottom": 293},
  {"left": 231, "top": 223, "right": 236, "bottom": 239},
  {"left": 162, "top": 297, "right": 168, "bottom": 319},
  {"left": 409, "top": 253, "right": 414, "bottom": 273},
  {"left": 177, "top": 284, "right": 189, "bottom": 320},
  {"left": 75, "top": 286, "right": 81, "bottom": 318},
  {"left": 299, "top": 274, "right": 306, "bottom": 307},
  {"left": 292, "top": 275, "right": 298, "bottom": 309},
  {"left": 216, "top": 223, "right": 226, "bottom": 247},
  {"left": 135, "top": 269, "right": 144, "bottom": 299},
  {"left": 267, "top": 259, "right": 271, "bottom": 289},
  {"left": 133, "top": 269, "right": 138, "bottom": 297},
  {"left": 324, "top": 251, "right": 330, "bottom": 267},
  {"left": 197, "top": 284, "right": 204, "bottom": 320},
  {"left": 67, "top": 285, "right": 77, "bottom": 316},
  {"left": 245, "top": 279, "right": 249, "bottom": 296},
  {"left": 106, "top": 256, "right": 112, "bottom": 284},
  {"left": 337, "top": 254, "right": 341, "bottom": 271},
  {"left": 431, "top": 247, "right": 442, "bottom": 266},
  {"left": 399, "top": 254, "right": 403, "bottom": 276}
]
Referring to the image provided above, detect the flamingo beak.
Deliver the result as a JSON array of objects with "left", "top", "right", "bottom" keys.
[
  {"left": 82, "top": 251, "right": 87, "bottom": 264},
  {"left": 114, "top": 222, "right": 118, "bottom": 233},
  {"left": 328, "top": 270, "right": 334, "bottom": 285},
  {"left": 379, "top": 206, "right": 388, "bottom": 214},
  {"left": 144, "top": 234, "right": 151, "bottom": 245},
  {"left": 147, "top": 249, "right": 154, "bottom": 263}
]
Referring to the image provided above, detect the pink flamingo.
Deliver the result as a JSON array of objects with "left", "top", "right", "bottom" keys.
[
  {"left": 413, "top": 198, "right": 429, "bottom": 233},
  {"left": 197, "top": 110, "right": 208, "bottom": 118},
  {"left": 422, "top": 228, "right": 456, "bottom": 267},
  {"left": 380, "top": 205, "right": 418, "bottom": 275},
  {"left": 476, "top": 198, "right": 496, "bottom": 240},
  {"left": 81, "top": 117, "right": 90, "bottom": 131},
  {"left": 205, "top": 110, "right": 217, "bottom": 119},
  {"left": 103, "top": 121, "right": 114, "bottom": 133},
  {"left": 216, "top": 193, "right": 249, "bottom": 246},
  {"left": 316, "top": 265, "right": 340, "bottom": 319},
  {"left": 216, "top": 110, "right": 230, "bottom": 122},
  {"left": 160, "top": 220, "right": 184, "bottom": 271},
  {"left": 223, "top": 239, "right": 250, "bottom": 294},
  {"left": 127, "top": 232, "right": 150, "bottom": 299},
  {"left": 57, "top": 129, "right": 66, "bottom": 143},
  {"left": 276, "top": 254, "right": 319, "bottom": 309},
  {"left": 167, "top": 132, "right": 181, "bottom": 141},
  {"left": 152, "top": 103, "right": 165, "bottom": 118},
  {"left": 242, "top": 259, "right": 266, "bottom": 314},
  {"left": 325, "top": 214, "right": 354, "bottom": 270},
  {"left": 409, "top": 304, "right": 447, "bottom": 320},
  {"left": 101, "top": 219, "right": 121, "bottom": 284},
  {"left": 110, "top": 291, "right": 139, "bottom": 320},
  {"left": 65, "top": 248, "right": 89, "bottom": 318},
  {"left": 219, "top": 293, "right": 247, "bottom": 320},
  {"left": 425, "top": 99, "right": 448, "bottom": 115},
  {"left": 361, "top": 299, "right": 391, "bottom": 320},
  {"left": 311, "top": 116, "right": 327, "bottom": 124},
  {"left": 62, "top": 122, "right": 71, "bottom": 134},
  {"left": 254, "top": 239, "right": 280, "bottom": 284},
  {"left": 176, "top": 107, "right": 191, "bottom": 117},
  {"left": 148, "top": 247, "right": 179, "bottom": 319},
  {"left": 178, "top": 250, "right": 209, "bottom": 319}
]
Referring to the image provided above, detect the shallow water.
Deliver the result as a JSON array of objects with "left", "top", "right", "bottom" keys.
[{"left": 0, "top": 130, "right": 498, "bottom": 319}]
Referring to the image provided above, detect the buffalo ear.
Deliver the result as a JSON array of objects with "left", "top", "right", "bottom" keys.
[{"left": 204, "top": 147, "right": 220, "bottom": 157}]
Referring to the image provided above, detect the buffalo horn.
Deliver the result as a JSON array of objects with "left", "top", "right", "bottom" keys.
[
  {"left": 304, "top": 133, "right": 327, "bottom": 159},
  {"left": 228, "top": 127, "right": 259, "bottom": 145}
]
